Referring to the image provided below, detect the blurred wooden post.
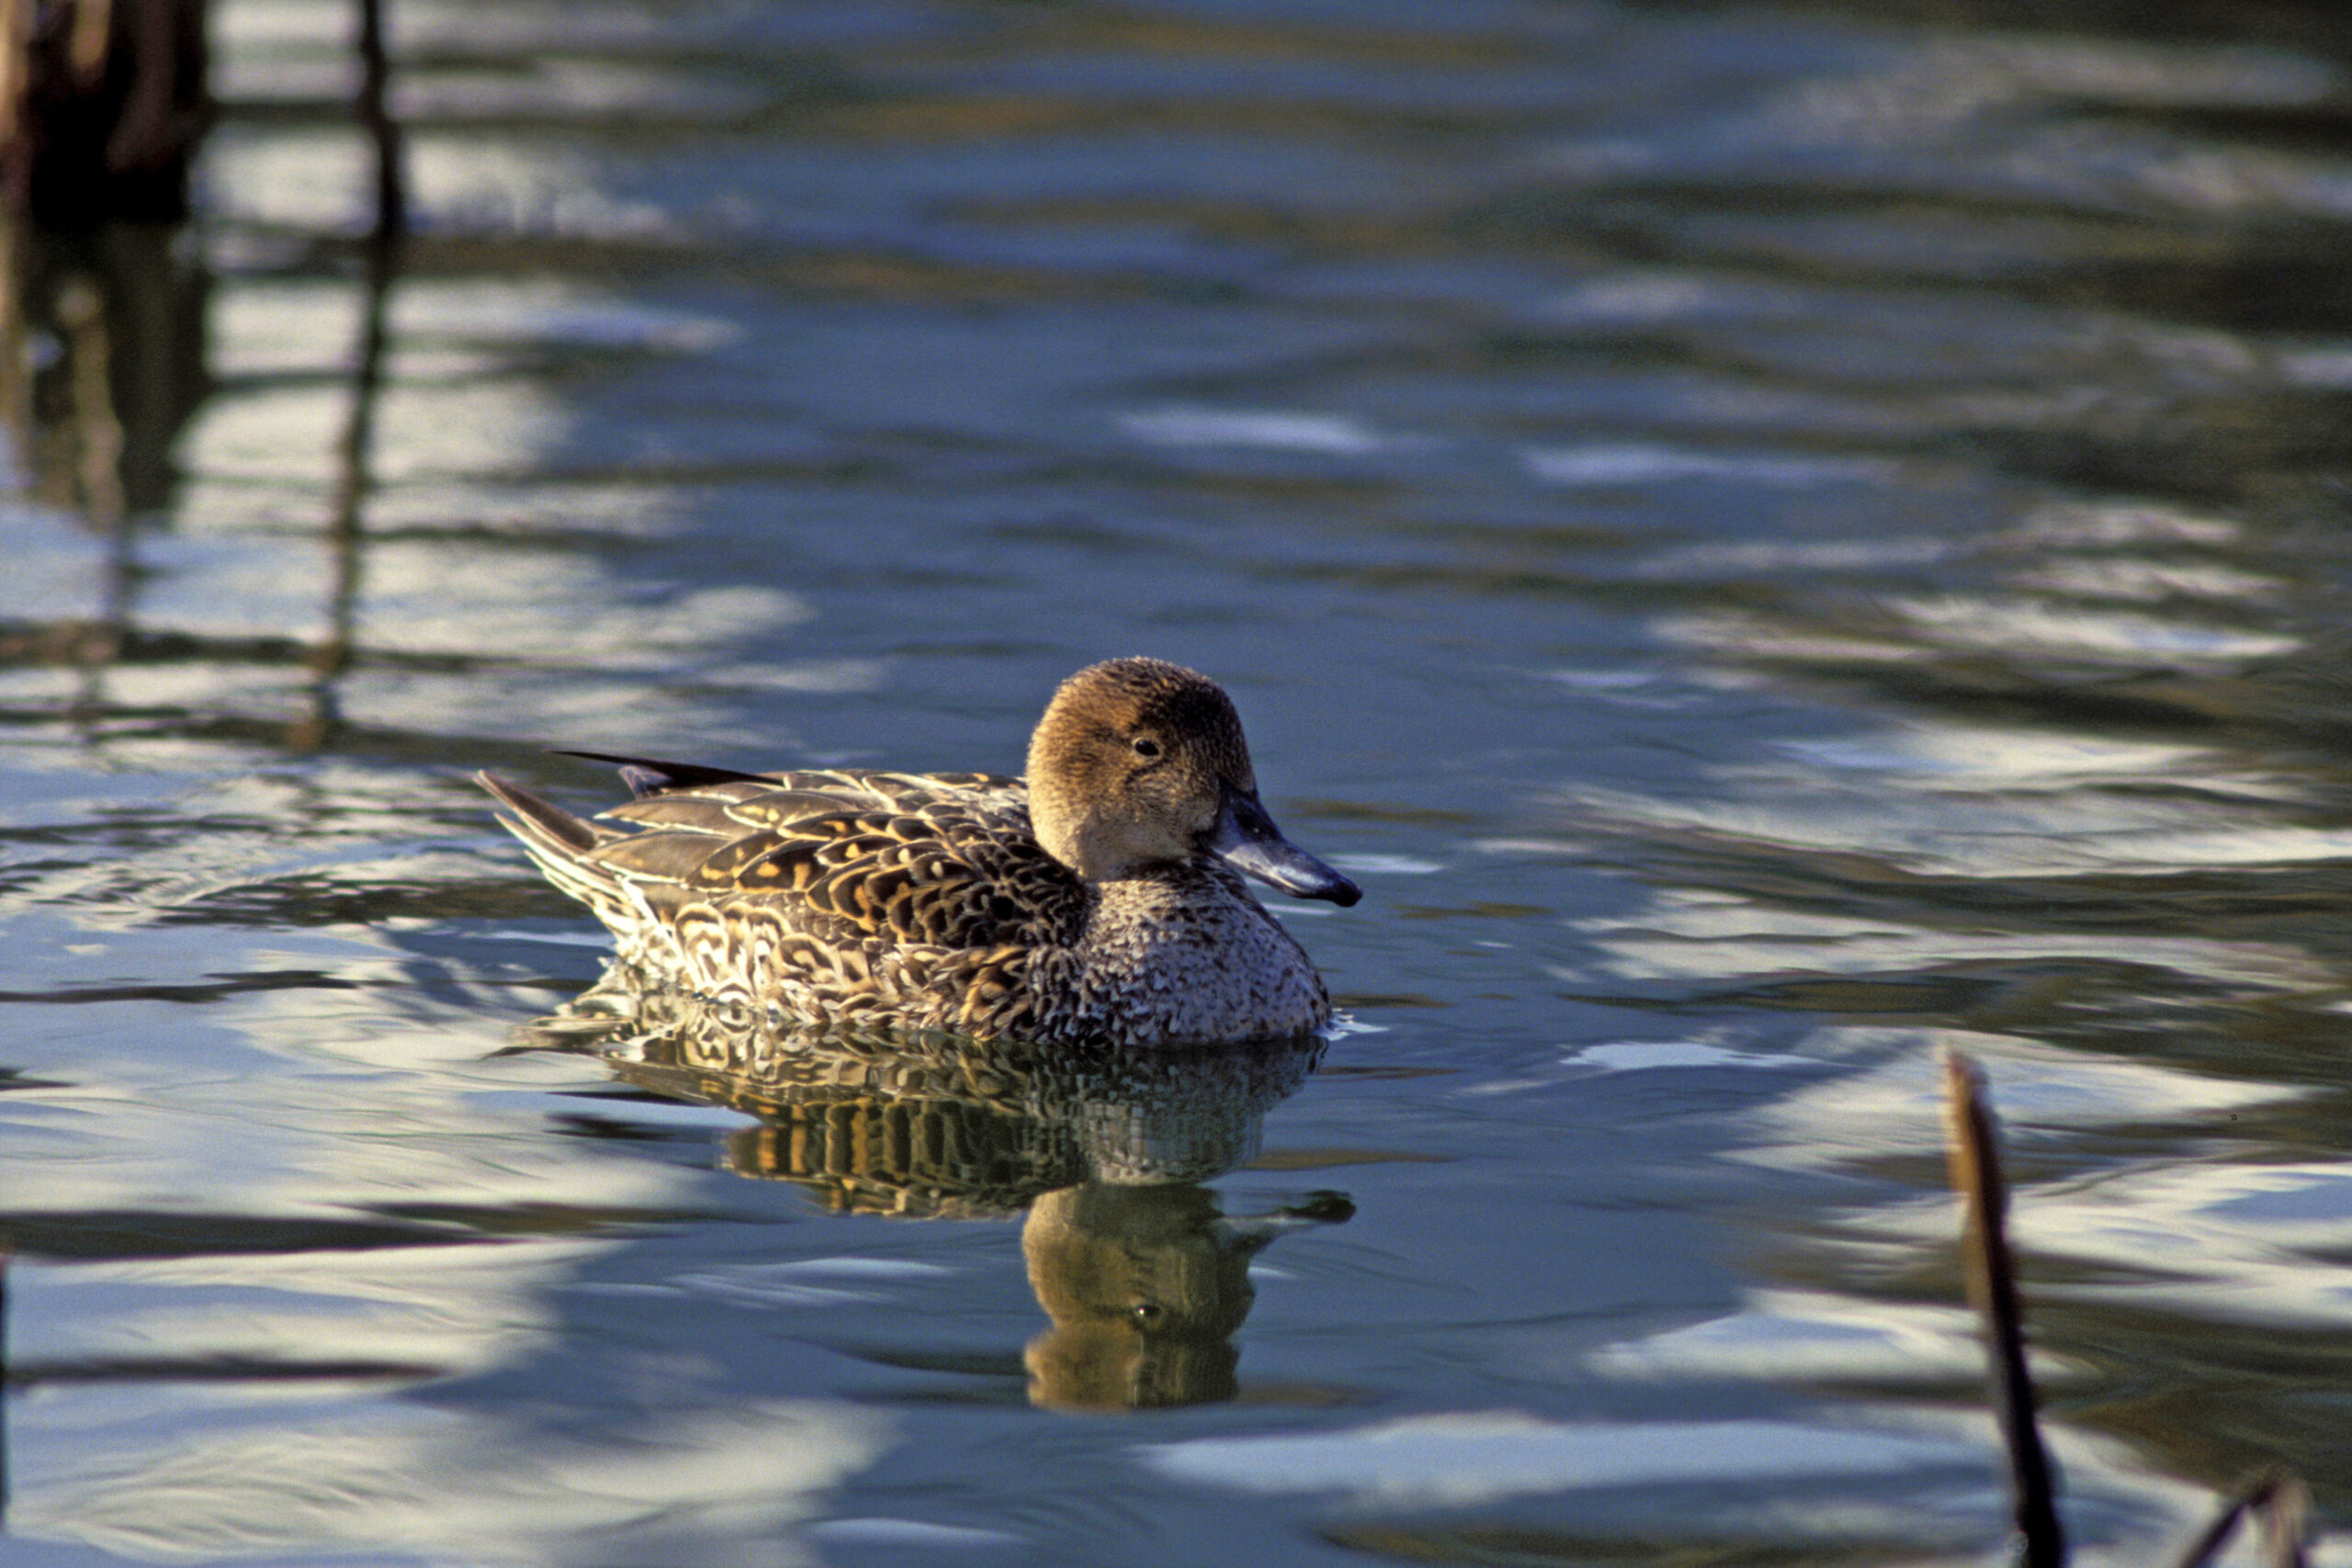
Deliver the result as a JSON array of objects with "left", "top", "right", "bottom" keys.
[
  {"left": 1942, "top": 1050, "right": 2064, "bottom": 1568},
  {"left": 356, "top": 0, "right": 401, "bottom": 234},
  {"left": 0, "top": 0, "right": 212, "bottom": 224}
]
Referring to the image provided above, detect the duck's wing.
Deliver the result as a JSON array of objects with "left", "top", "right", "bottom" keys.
[{"left": 572, "top": 769, "right": 1079, "bottom": 952}]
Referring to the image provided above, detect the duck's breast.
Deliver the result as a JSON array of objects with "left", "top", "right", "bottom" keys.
[{"left": 1072, "top": 871, "right": 1331, "bottom": 1041}]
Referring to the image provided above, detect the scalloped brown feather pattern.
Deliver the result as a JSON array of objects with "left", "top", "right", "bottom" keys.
[{"left": 490, "top": 768, "right": 1112, "bottom": 1039}]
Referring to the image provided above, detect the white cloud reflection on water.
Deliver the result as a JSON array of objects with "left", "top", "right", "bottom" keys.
[
  {"left": 2005, "top": 557, "right": 2286, "bottom": 604},
  {"left": 17, "top": 1239, "right": 618, "bottom": 1385},
  {"left": 394, "top": 283, "right": 742, "bottom": 355},
  {"left": 9, "top": 489, "right": 803, "bottom": 747},
  {"left": 1781, "top": 725, "right": 2256, "bottom": 793},
  {"left": 1119, "top": 406, "right": 1405, "bottom": 457},
  {"left": 208, "top": 277, "right": 736, "bottom": 387},
  {"left": 1560, "top": 1030, "right": 2348, "bottom": 1562},
  {"left": 3, "top": 912, "right": 895, "bottom": 1565},
  {"left": 1136, "top": 1410, "right": 1973, "bottom": 1506},
  {"left": 1876, "top": 595, "right": 2301, "bottom": 666},
  {"left": 0, "top": 924, "right": 670, "bottom": 1213},
  {"left": 1522, "top": 443, "right": 1898, "bottom": 490},
  {"left": 1135, "top": 1404, "right": 2290, "bottom": 1568},
  {"left": 1560, "top": 1016, "right": 2352, "bottom": 1491},
  {"left": 1546, "top": 897, "right": 2329, "bottom": 993},
  {"left": 1585, "top": 1288, "right": 1988, "bottom": 1385},
  {"left": 1658, "top": 596, "right": 2301, "bottom": 673},
  {"left": 18, "top": 1394, "right": 888, "bottom": 1566},
  {"left": 203, "top": 130, "right": 675, "bottom": 240},
  {"left": 1736, "top": 1029, "right": 2298, "bottom": 1176},
  {"left": 1526, "top": 705, "right": 2352, "bottom": 889},
  {"left": 69, "top": 233, "right": 807, "bottom": 746}
]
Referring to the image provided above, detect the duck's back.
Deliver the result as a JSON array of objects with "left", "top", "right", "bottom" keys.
[
  {"left": 596, "top": 769, "right": 1046, "bottom": 943},
  {"left": 491, "top": 767, "right": 1093, "bottom": 1037}
]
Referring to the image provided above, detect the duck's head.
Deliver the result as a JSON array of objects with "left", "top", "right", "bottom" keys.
[
  {"left": 1021, "top": 658, "right": 1374, "bottom": 907},
  {"left": 1025, "top": 658, "right": 1362, "bottom": 907}
]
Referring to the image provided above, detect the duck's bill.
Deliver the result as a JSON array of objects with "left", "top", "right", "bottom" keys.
[{"left": 1208, "top": 783, "right": 1363, "bottom": 907}]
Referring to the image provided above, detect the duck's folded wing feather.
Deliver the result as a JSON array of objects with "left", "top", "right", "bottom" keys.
[
  {"left": 594, "top": 771, "right": 1023, "bottom": 833},
  {"left": 582, "top": 797, "right": 1081, "bottom": 952},
  {"left": 601, "top": 786, "right": 857, "bottom": 833}
]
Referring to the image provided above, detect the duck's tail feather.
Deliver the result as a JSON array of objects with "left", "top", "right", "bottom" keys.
[
  {"left": 549, "top": 750, "right": 775, "bottom": 799},
  {"left": 476, "top": 770, "right": 641, "bottom": 919},
  {"left": 477, "top": 771, "right": 600, "bottom": 853},
  {"left": 478, "top": 773, "right": 696, "bottom": 986}
]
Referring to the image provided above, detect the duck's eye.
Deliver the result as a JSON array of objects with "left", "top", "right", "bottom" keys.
[{"left": 1131, "top": 737, "right": 1162, "bottom": 760}]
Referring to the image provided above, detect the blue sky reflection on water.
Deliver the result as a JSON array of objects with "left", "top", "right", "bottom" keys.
[{"left": 8, "top": 0, "right": 2352, "bottom": 1563}]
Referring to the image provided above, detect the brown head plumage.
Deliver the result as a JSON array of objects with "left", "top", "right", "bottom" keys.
[{"left": 1024, "top": 658, "right": 1259, "bottom": 882}]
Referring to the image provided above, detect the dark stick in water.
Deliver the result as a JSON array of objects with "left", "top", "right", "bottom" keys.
[
  {"left": 2166, "top": 1472, "right": 2310, "bottom": 1568},
  {"left": 1940, "top": 1049, "right": 2064, "bottom": 1568}
]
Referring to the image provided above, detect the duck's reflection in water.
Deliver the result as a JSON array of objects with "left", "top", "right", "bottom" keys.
[
  {"left": 530, "top": 967, "right": 1350, "bottom": 1410},
  {"left": 1023, "top": 1180, "right": 1349, "bottom": 1410}
]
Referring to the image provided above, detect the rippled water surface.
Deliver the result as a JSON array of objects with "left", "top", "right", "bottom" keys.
[{"left": 11, "top": 1, "right": 2352, "bottom": 1562}]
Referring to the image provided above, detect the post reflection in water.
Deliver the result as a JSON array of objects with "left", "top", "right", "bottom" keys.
[
  {"left": 1, "top": 220, "right": 207, "bottom": 521},
  {"left": 0, "top": 200, "right": 403, "bottom": 747},
  {"left": 528, "top": 966, "right": 1349, "bottom": 1412},
  {"left": 0, "top": 217, "right": 208, "bottom": 709},
  {"left": 0, "top": 0, "right": 401, "bottom": 747}
]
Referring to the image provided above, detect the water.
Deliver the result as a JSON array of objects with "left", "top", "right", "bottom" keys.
[{"left": 7, "top": 0, "right": 2352, "bottom": 1562}]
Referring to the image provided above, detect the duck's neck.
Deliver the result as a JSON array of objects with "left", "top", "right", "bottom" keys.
[{"left": 1081, "top": 863, "right": 1293, "bottom": 953}]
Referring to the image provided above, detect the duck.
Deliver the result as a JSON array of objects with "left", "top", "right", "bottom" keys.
[{"left": 477, "top": 658, "right": 1362, "bottom": 1045}]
